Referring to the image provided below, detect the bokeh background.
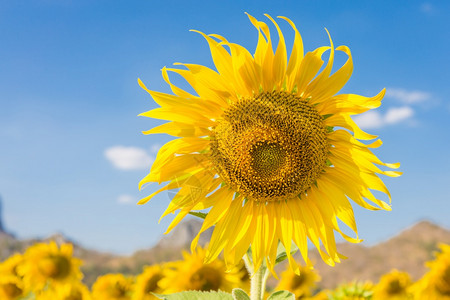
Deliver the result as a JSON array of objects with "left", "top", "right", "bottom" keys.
[{"left": 1, "top": 0, "right": 449, "bottom": 255}]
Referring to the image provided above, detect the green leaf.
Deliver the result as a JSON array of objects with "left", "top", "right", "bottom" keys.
[
  {"left": 188, "top": 211, "right": 208, "bottom": 220},
  {"left": 232, "top": 288, "right": 250, "bottom": 300},
  {"left": 267, "top": 290, "right": 296, "bottom": 300},
  {"left": 153, "top": 291, "right": 233, "bottom": 300}
]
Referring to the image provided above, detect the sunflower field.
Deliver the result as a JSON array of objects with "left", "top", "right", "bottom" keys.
[{"left": 0, "top": 241, "right": 449, "bottom": 299}]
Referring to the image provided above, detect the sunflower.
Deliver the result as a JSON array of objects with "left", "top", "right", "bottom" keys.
[
  {"left": 276, "top": 265, "right": 320, "bottom": 299},
  {"left": 91, "top": 273, "right": 134, "bottom": 300},
  {"left": 138, "top": 13, "right": 401, "bottom": 273},
  {"left": 36, "top": 282, "right": 92, "bottom": 300},
  {"left": 412, "top": 243, "right": 450, "bottom": 299},
  {"left": 0, "top": 276, "right": 25, "bottom": 300},
  {"left": 330, "top": 281, "right": 374, "bottom": 300},
  {"left": 17, "top": 242, "right": 82, "bottom": 292},
  {"left": 373, "top": 269, "right": 412, "bottom": 300},
  {"left": 132, "top": 265, "right": 164, "bottom": 300},
  {"left": 0, "top": 253, "right": 23, "bottom": 277},
  {"left": 158, "top": 246, "right": 242, "bottom": 293},
  {"left": 0, "top": 254, "right": 26, "bottom": 300}
]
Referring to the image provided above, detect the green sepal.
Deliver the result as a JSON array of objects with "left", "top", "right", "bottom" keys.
[
  {"left": 153, "top": 290, "right": 233, "bottom": 300},
  {"left": 275, "top": 249, "right": 298, "bottom": 265},
  {"left": 267, "top": 290, "right": 296, "bottom": 300},
  {"left": 188, "top": 211, "right": 208, "bottom": 220},
  {"left": 275, "top": 241, "right": 298, "bottom": 265},
  {"left": 231, "top": 288, "right": 250, "bottom": 300}
]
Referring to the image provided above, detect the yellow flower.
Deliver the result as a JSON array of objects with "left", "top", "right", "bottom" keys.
[
  {"left": 132, "top": 265, "right": 164, "bottom": 300},
  {"left": 276, "top": 266, "right": 320, "bottom": 298},
  {"left": 0, "top": 276, "right": 24, "bottom": 300},
  {"left": 0, "top": 253, "right": 23, "bottom": 277},
  {"left": 158, "top": 247, "right": 242, "bottom": 293},
  {"left": 412, "top": 244, "right": 450, "bottom": 299},
  {"left": 36, "top": 282, "right": 92, "bottom": 300},
  {"left": 373, "top": 269, "right": 412, "bottom": 300},
  {"left": 138, "top": 13, "right": 401, "bottom": 273},
  {"left": 330, "top": 281, "right": 374, "bottom": 300},
  {"left": 0, "top": 254, "right": 26, "bottom": 300},
  {"left": 17, "top": 242, "right": 82, "bottom": 292},
  {"left": 91, "top": 273, "right": 133, "bottom": 300}
]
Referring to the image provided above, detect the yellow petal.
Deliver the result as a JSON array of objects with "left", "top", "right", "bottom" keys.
[{"left": 278, "top": 16, "right": 304, "bottom": 91}]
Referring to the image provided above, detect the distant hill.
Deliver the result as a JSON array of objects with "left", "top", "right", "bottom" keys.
[
  {"left": 1, "top": 219, "right": 449, "bottom": 289},
  {"left": 273, "top": 220, "right": 450, "bottom": 289}
]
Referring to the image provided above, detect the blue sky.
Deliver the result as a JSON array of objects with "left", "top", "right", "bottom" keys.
[{"left": 0, "top": 0, "right": 449, "bottom": 255}]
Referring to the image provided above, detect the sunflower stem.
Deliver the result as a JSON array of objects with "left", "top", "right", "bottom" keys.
[{"left": 244, "top": 253, "right": 269, "bottom": 300}]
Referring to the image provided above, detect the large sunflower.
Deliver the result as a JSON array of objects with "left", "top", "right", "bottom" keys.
[{"left": 138, "top": 13, "right": 400, "bottom": 274}]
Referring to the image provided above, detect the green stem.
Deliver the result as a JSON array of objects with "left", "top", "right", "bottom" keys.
[{"left": 244, "top": 253, "right": 269, "bottom": 300}]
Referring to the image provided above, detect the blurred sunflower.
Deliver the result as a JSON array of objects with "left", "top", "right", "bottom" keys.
[
  {"left": 92, "top": 273, "right": 133, "bottom": 300},
  {"left": 138, "top": 13, "right": 400, "bottom": 273},
  {"left": 17, "top": 242, "right": 82, "bottom": 292},
  {"left": 0, "top": 276, "right": 24, "bottom": 300},
  {"left": 36, "top": 282, "right": 92, "bottom": 300},
  {"left": 132, "top": 265, "right": 164, "bottom": 300},
  {"left": 276, "top": 265, "right": 320, "bottom": 299},
  {"left": 412, "top": 243, "right": 450, "bottom": 299},
  {"left": 0, "top": 253, "right": 23, "bottom": 277},
  {"left": 158, "top": 247, "right": 242, "bottom": 293},
  {"left": 373, "top": 269, "right": 412, "bottom": 300},
  {"left": 330, "top": 281, "right": 374, "bottom": 300}
]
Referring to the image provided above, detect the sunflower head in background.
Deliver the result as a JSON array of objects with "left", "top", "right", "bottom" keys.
[
  {"left": 412, "top": 243, "right": 450, "bottom": 299},
  {"left": 36, "top": 282, "right": 92, "bottom": 300},
  {"left": 17, "top": 241, "right": 82, "bottom": 292},
  {"left": 0, "top": 276, "right": 24, "bottom": 300},
  {"left": 373, "top": 269, "right": 412, "bottom": 300},
  {"left": 138, "top": 13, "right": 401, "bottom": 274},
  {"left": 132, "top": 264, "right": 164, "bottom": 300},
  {"left": 91, "top": 273, "right": 133, "bottom": 300},
  {"left": 158, "top": 246, "right": 242, "bottom": 294},
  {"left": 275, "top": 265, "right": 321, "bottom": 298}
]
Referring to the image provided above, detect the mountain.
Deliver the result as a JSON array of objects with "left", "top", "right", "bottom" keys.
[
  {"left": 1, "top": 219, "right": 449, "bottom": 289},
  {"left": 283, "top": 220, "right": 450, "bottom": 289}
]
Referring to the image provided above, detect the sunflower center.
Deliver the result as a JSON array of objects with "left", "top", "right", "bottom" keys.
[
  {"left": 65, "top": 290, "right": 83, "bottom": 300},
  {"left": 189, "top": 266, "right": 223, "bottom": 291},
  {"left": 109, "top": 283, "right": 128, "bottom": 297},
  {"left": 386, "top": 279, "right": 403, "bottom": 295},
  {"left": 211, "top": 91, "right": 328, "bottom": 202},
  {"left": 37, "top": 255, "right": 71, "bottom": 280},
  {"left": 292, "top": 273, "right": 307, "bottom": 289},
  {"left": 1, "top": 283, "right": 22, "bottom": 298},
  {"left": 437, "top": 266, "right": 450, "bottom": 295},
  {"left": 144, "top": 274, "right": 163, "bottom": 293}
]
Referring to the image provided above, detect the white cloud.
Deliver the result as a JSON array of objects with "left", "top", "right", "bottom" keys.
[
  {"left": 352, "top": 111, "right": 384, "bottom": 129},
  {"left": 117, "top": 194, "right": 135, "bottom": 205},
  {"left": 386, "top": 88, "right": 431, "bottom": 104},
  {"left": 384, "top": 107, "right": 414, "bottom": 124},
  {"left": 105, "top": 146, "right": 153, "bottom": 170},
  {"left": 353, "top": 106, "right": 414, "bottom": 129}
]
